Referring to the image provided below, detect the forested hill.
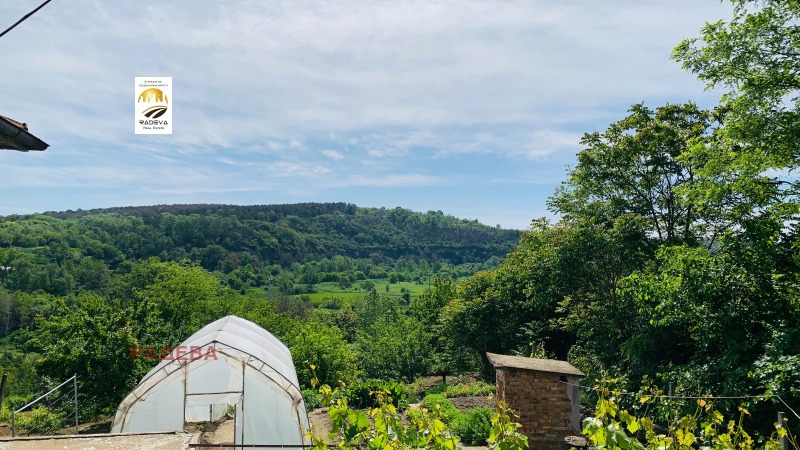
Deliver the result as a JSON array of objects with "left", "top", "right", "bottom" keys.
[{"left": 1, "top": 202, "right": 519, "bottom": 268}]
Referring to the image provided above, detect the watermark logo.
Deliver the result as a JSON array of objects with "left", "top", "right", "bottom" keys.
[
  {"left": 135, "top": 77, "right": 172, "bottom": 134},
  {"left": 131, "top": 345, "right": 218, "bottom": 361}
]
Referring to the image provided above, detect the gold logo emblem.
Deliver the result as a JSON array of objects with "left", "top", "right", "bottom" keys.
[
  {"left": 138, "top": 88, "right": 169, "bottom": 119},
  {"left": 135, "top": 77, "right": 172, "bottom": 134}
]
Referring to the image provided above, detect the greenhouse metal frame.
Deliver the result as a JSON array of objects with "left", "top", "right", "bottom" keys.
[{"left": 111, "top": 315, "right": 310, "bottom": 447}]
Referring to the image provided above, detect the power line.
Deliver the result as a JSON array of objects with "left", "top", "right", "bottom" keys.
[
  {"left": 778, "top": 395, "right": 800, "bottom": 421},
  {"left": 554, "top": 379, "right": 800, "bottom": 418},
  {"left": 0, "top": 0, "right": 56, "bottom": 40}
]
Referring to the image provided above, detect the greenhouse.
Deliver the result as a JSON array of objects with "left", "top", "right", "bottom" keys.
[{"left": 111, "top": 315, "right": 310, "bottom": 446}]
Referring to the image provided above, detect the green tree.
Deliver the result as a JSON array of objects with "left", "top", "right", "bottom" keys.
[
  {"left": 353, "top": 289, "right": 399, "bottom": 333},
  {"left": 617, "top": 216, "right": 800, "bottom": 429},
  {"left": 550, "top": 103, "right": 719, "bottom": 245},
  {"left": 443, "top": 217, "right": 651, "bottom": 377},
  {"left": 289, "top": 323, "right": 357, "bottom": 388},
  {"left": 355, "top": 314, "right": 433, "bottom": 381},
  {"left": 129, "top": 259, "right": 221, "bottom": 345},
  {"left": 673, "top": 0, "right": 800, "bottom": 222},
  {"left": 32, "top": 293, "right": 143, "bottom": 415},
  {"left": 335, "top": 304, "right": 358, "bottom": 342},
  {"left": 411, "top": 278, "right": 455, "bottom": 326},
  {"left": 411, "top": 278, "right": 474, "bottom": 377}
]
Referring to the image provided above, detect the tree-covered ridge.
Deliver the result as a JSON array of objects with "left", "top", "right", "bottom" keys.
[
  {"left": 2, "top": 202, "right": 517, "bottom": 266},
  {"left": 0, "top": 203, "right": 517, "bottom": 295}
]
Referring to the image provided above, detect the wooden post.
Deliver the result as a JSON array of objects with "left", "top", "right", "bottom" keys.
[
  {"left": 0, "top": 373, "right": 7, "bottom": 410},
  {"left": 778, "top": 412, "right": 787, "bottom": 450},
  {"left": 73, "top": 374, "right": 79, "bottom": 435}
]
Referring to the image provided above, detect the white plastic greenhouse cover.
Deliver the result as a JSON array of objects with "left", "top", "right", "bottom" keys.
[{"left": 111, "top": 315, "right": 310, "bottom": 446}]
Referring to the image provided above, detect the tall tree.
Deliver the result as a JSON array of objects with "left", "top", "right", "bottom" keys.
[
  {"left": 441, "top": 217, "right": 651, "bottom": 377},
  {"left": 673, "top": 0, "right": 800, "bottom": 220},
  {"left": 550, "top": 103, "right": 720, "bottom": 245},
  {"left": 33, "top": 293, "right": 143, "bottom": 415}
]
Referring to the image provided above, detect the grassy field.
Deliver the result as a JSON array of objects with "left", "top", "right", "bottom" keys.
[{"left": 297, "top": 279, "right": 430, "bottom": 308}]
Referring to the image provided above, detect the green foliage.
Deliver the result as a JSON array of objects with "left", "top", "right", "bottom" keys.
[
  {"left": 420, "top": 394, "right": 461, "bottom": 425},
  {"left": 488, "top": 401, "right": 529, "bottom": 450},
  {"left": 425, "top": 382, "right": 447, "bottom": 396},
  {"left": 289, "top": 324, "right": 357, "bottom": 389},
  {"left": 673, "top": 1, "right": 800, "bottom": 224},
  {"left": 15, "top": 405, "right": 66, "bottom": 435},
  {"left": 130, "top": 259, "right": 222, "bottom": 344},
  {"left": 443, "top": 381, "right": 496, "bottom": 398},
  {"left": 420, "top": 379, "right": 495, "bottom": 398},
  {"left": 582, "top": 392, "right": 794, "bottom": 450},
  {"left": 355, "top": 299, "right": 433, "bottom": 381},
  {"left": 341, "top": 379, "right": 408, "bottom": 409},
  {"left": 302, "top": 388, "right": 323, "bottom": 410},
  {"left": 2, "top": 204, "right": 518, "bottom": 279},
  {"left": 353, "top": 289, "right": 399, "bottom": 332},
  {"left": 310, "top": 372, "right": 527, "bottom": 450},
  {"left": 550, "top": 102, "right": 718, "bottom": 245},
  {"left": 319, "top": 389, "right": 461, "bottom": 450},
  {"left": 31, "top": 293, "right": 143, "bottom": 416},
  {"left": 452, "top": 407, "right": 492, "bottom": 446},
  {"left": 443, "top": 216, "right": 651, "bottom": 376}
]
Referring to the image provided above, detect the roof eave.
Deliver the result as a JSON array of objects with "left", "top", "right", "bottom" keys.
[
  {"left": 0, "top": 115, "right": 49, "bottom": 151},
  {"left": 486, "top": 352, "right": 585, "bottom": 377}
]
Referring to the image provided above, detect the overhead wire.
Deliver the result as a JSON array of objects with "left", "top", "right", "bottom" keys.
[
  {"left": 0, "top": 0, "right": 56, "bottom": 40},
  {"left": 554, "top": 379, "right": 800, "bottom": 419}
]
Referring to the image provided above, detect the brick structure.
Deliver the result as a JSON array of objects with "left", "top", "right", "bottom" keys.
[{"left": 487, "top": 352, "right": 584, "bottom": 450}]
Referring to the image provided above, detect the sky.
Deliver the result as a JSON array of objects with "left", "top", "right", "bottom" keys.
[{"left": 1, "top": 0, "right": 731, "bottom": 230}]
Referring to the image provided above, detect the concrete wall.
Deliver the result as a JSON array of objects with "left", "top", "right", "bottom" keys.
[
  {"left": 0, "top": 431, "right": 197, "bottom": 450},
  {"left": 496, "top": 368, "right": 581, "bottom": 450}
]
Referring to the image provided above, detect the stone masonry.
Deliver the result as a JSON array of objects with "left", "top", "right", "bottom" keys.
[{"left": 487, "top": 353, "right": 584, "bottom": 450}]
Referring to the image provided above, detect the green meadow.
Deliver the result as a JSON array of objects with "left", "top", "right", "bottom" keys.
[{"left": 295, "top": 279, "right": 430, "bottom": 308}]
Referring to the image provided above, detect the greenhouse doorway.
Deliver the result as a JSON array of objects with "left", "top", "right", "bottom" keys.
[{"left": 185, "top": 393, "right": 240, "bottom": 424}]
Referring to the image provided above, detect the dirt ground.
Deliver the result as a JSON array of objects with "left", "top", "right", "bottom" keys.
[
  {"left": 196, "top": 418, "right": 235, "bottom": 448},
  {"left": 0, "top": 431, "right": 197, "bottom": 450},
  {"left": 449, "top": 396, "right": 494, "bottom": 410}
]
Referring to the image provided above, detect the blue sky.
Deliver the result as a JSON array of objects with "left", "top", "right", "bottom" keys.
[{"left": 1, "top": 1, "right": 730, "bottom": 229}]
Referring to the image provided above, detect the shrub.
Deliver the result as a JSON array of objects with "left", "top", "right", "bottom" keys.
[
  {"left": 452, "top": 407, "right": 492, "bottom": 445},
  {"left": 17, "top": 405, "right": 64, "bottom": 434},
  {"left": 343, "top": 379, "right": 408, "bottom": 409},
  {"left": 422, "top": 380, "right": 496, "bottom": 398},
  {"left": 581, "top": 395, "right": 790, "bottom": 450},
  {"left": 444, "top": 381, "right": 495, "bottom": 398},
  {"left": 0, "top": 405, "right": 10, "bottom": 423},
  {"left": 420, "top": 394, "right": 460, "bottom": 424},
  {"left": 302, "top": 389, "right": 322, "bottom": 410},
  {"left": 2, "top": 395, "right": 32, "bottom": 415},
  {"left": 403, "top": 377, "right": 429, "bottom": 397},
  {"left": 426, "top": 382, "right": 446, "bottom": 396}
]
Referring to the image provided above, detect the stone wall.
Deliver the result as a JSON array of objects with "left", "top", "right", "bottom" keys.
[{"left": 496, "top": 368, "right": 581, "bottom": 450}]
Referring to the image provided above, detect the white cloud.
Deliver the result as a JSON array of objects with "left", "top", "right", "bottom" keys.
[
  {"left": 340, "top": 174, "right": 446, "bottom": 188},
  {"left": 321, "top": 149, "right": 344, "bottom": 161},
  {"left": 2, "top": 0, "right": 728, "bottom": 139},
  {"left": 269, "top": 161, "right": 332, "bottom": 177},
  {"left": 0, "top": 0, "right": 733, "bottom": 222}
]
